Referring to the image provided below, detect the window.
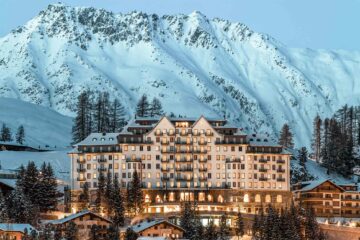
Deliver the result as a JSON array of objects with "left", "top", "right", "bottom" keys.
[
  {"left": 244, "top": 194, "right": 249, "bottom": 203},
  {"left": 276, "top": 195, "right": 283, "bottom": 203},
  {"left": 255, "top": 194, "right": 261, "bottom": 203}
]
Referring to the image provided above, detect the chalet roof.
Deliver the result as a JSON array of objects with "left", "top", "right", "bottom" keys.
[
  {"left": 0, "top": 224, "right": 36, "bottom": 233},
  {"left": 0, "top": 179, "right": 17, "bottom": 189},
  {"left": 46, "top": 210, "right": 112, "bottom": 225},
  {"left": 131, "top": 219, "right": 184, "bottom": 233},
  {"left": 247, "top": 134, "right": 282, "bottom": 147},
  {"left": 294, "top": 179, "right": 345, "bottom": 192},
  {"left": 74, "top": 133, "right": 119, "bottom": 146}
]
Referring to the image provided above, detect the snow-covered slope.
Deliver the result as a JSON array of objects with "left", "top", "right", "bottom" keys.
[
  {"left": 1, "top": 4, "right": 360, "bottom": 147},
  {"left": 0, "top": 98, "right": 72, "bottom": 148}
]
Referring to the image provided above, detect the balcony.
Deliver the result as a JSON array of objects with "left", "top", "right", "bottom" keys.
[
  {"left": 176, "top": 167, "right": 193, "bottom": 172},
  {"left": 199, "top": 168, "right": 208, "bottom": 172},
  {"left": 161, "top": 141, "right": 169, "bottom": 145},
  {"left": 98, "top": 158, "right": 107, "bottom": 163},
  {"left": 161, "top": 176, "right": 170, "bottom": 181},
  {"left": 126, "top": 157, "right": 142, "bottom": 162},
  {"left": 193, "top": 149, "right": 207, "bottom": 154},
  {"left": 161, "top": 158, "right": 170, "bottom": 163},
  {"left": 277, "top": 168, "right": 285, "bottom": 173},
  {"left": 259, "top": 159, "right": 268, "bottom": 163},
  {"left": 198, "top": 141, "right": 207, "bottom": 145},
  {"left": 161, "top": 149, "right": 175, "bottom": 153},
  {"left": 175, "top": 149, "right": 193, "bottom": 153},
  {"left": 161, "top": 167, "right": 170, "bottom": 172},
  {"left": 277, "top": 178, "right": 286, "bottom": 182},
  {"left": 259, "top": 177, "right": 268, "bottom": 181},
  {"left": 199, "top": 176, "right": 208, "bottom": 181},
  {"left": 98, "top": 167, "right": 107, "bottom": 172},
  {"left": 226, "top": 158, "right": 241, "bottom": 163},
  {"left": 77, "top": 168, "right": 86, "bottom": 172},
  {"left": 180, "top": 130, "right": 191, "bottom": 136},
  {"left": 77, "top": 159, "right": 86, "bottom": 163},
  {"left": 155, "top": 131, "right": 163, "bottom": 136},
  {"left": 175, "top": 158, "right": 191, "bottom": 162},
  {"left": 176, "top": 176, "right": 193, "bottom": 181},
  {"left": 175, "top": 141, "right": 193, "bottom": 145},
  {"left": 205, "top": 132, "right": 213, "bottom": 136},
  {"left": 276, "top": 159, "right": 286, "bottom": 164},
  {"left": 77, "top": 177, "right": 86, "bottom": 181},
  {"left": 258, "top": 168, "right": 267, "bottom": 173},
  {"left": 199, "top": 158, "right": 208, "bottom": 162}
]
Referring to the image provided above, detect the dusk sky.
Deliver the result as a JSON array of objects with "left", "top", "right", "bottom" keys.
[{"left": 1, "top": 0, "right": 359, "bottom": 50}]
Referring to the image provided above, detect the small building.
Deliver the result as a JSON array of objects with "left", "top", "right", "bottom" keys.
[
  {"left": 46, "top": 210, "right": 112, "bottom": 240},
  {"left": 0, "top": 178, "right": 16, "bottom": 196},
  {"left": 293, "top": 179, "right": 360, "bottom": 218},
  {"left": 0, "top": 223, "right": 37, "bottom": 240},
  {"left": 131, "top": 219, "right": 184, "bottom": 240}
]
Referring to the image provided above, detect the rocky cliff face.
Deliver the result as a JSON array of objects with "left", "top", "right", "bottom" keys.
[{"left": 1, "top": 3, "right": 360, "bottom": 146}]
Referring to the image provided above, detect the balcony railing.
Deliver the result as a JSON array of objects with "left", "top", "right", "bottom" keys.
[
  {"left": 176, "top": 176, "right": 194, "bottom": 181},
  {"left": 161, "top": 149, "right": 175, "bottom": 153},
  {"left": 193, "top": 149, "right": 207, "bottom": 154},
  {"left": 98, "top": 167, "right": 107, "bottom": 172},
  {"left": 176, "top": 158, "right": 192, "bottom": 162},
  {"left": 205, "top": 132, "right": 213, "bottom": 136},
  {"left": 161, "top": 167, "right": 170, "bottom": 172},
  {"left": 199, "top": 158, "right": 208, "bottom": 162},
  {"left": 161, "top": 141, "right": 169, "bottom": 145},
  {"left": 161, "top": 158, "right": 170, "bottom": 163},
  {"left": 199, "top": 177, "right": 208, "bottom": 181},
  {"left": 175, "top": 141, "right": 193, "bottom": 145},
  {"left": 259, "top": 177, "right": 268, "bottom": 181},
  {"left": 258, "top": 168, "right": 267, "bottom": 172},
  {"left": 77, "top": 177, "right": 86, "bottom": 181},
  {"left": 77, "top": 168, "right": 86, "bottom": 172},
  {"left": 226, "top": 158, "right": 241, "bottom": 163},
  {"left": 199, "top": 168, "right": 208, "bottom": 172},
  {"left": 126, "top": 158, "right": 142, "bottom": 162},
  {"left": 176, "top": 167, "right": 193, "bottom": 172},
  {"left": 198, "top": 141, "right": 207, "bottom": 145},
  {"left": 259, "top": 159, "right": 268, "bottom": 163},
  {"left": 76, "top": 159, "right": 86, "bottom": 163},
  {"left": 276, "top": 159, "right": 286, "bottom": 164},
  {"left": 161, "top": 176, "right": 170, "bottom": 181},
  {"left": 98, "top": 158, "right": 107, "bottom": 163},
  {"left": 276, "top": 178, "right": 286, "bottom": 182},
  {"left": 277, "top": 169, "right": 285, "bottom": 173}
]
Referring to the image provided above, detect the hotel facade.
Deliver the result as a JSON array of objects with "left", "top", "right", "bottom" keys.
[{"left": 68, "top": 116, "right": 292, "bottom": 219}]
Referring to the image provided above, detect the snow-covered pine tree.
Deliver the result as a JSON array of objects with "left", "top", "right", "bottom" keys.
[
  {"left": 15, "top": 125, "right": 25, "bottom": 145},
  {"left": 38, "top": 162, "right": 59, "bottom": 212},
  {"left": 95, "top": 171, "right": 105, "bottom": 213},
  {"left": 218, "top": 214, "right": 230, "bottom": 240},
  {"left": 64, "top": 221, "right": 78, "bottom": 240},
  {"left": 179, "top": 201, "right": 195, "bottom": 239},
  {"left": 135, "top": 94, "right": 150, "bottom": 117},
  {"left": 311, "top": 115, "right": 322, "bottom": 163},
  {"left": 112, "top": 176, "right": 125, "bottom": 227},
  {"left": 127, "top": 170, "right": 143, "bottom": 215},
  {"left": 125, "top": 228, "right": 138, "bottom": 240},
  {"left": 204, "top": 220, "right": 218, "bottom": 240},
  {"left": 110, "top": 98, "right": 126, "bottom": 132},
  {"left": 0, "top": 123, "right": 12, "bottom": 142},
  {"left": 21, "top": 161, "right": 40, "bottom": 206},
  {"left": 72, "top": 90, "right": 92, "bottom": 143},
  {"left": 278, "top": 123, "right": 294, "bottom": 149},
  {"left": 149, "top": 97, "right": 164, "bottom": 117},
  {"left": 234, "top": 211, "right": 245, "bottom": 239},
  {"left": 0, "top": 192, "right": 9, "bottom": 222},
  {"left": 105, "top": 171, "right": 114, "bottom": 216}
]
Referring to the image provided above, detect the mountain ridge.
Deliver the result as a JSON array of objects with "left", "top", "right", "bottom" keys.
[{"left": 1, "top": 3, "right": 360, "bottom": 147}]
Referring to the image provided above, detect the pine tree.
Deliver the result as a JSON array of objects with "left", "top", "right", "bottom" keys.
[
  {"left": 149, "top": 97, "right": 164, "bottom": 117},
  {"left": 21, "top": 161, "right": 40, "bottom": 206},
  {"left": 16, "top": 125, "right": 25, "bottom": 144},
  {"left": 0, "top": 123, "right": 12, "bottom": 142},
  {"left": 180, "top": 202, "right": 196, "bottom": 239},
  {"left": 94, "top": 92, "right": 112, "bottom": 133},
  {"left": 80, "top": 182, "right": 89, "bottom": 210},
  {"left": 110, "top": 98, "right": 126, "bottom": 132},
  {"left": 125, "top": 228, "right": 138, "bottom": 240},
  {"left": 235, "top": 212, "right": 245, "bottom": 239},
  {"left": 278, "top": 123, "right": 294, "bottom": 149},
  {"left": 0, "top": 192, "right": 9, "bottom": 222},
  {"left": 39, "top": 224, "right": 53, "bottom": 240},
  {"left": 64, "top": 221, "right": 78, "bottom": 240},
  {"left": 105, "top": 171, "right": 114, "bottom": 216},
  {"left": 107, "top": 224, "right": 120, "bottom": 240},
  {"left": 218, "top": 214, "right": 230, "bottom": 240},
  {"left": 304, "top": 208, "right": 325, "bottom": 240},
  {"left": 311, "top": 115, "right": 322, "bottom": 163},
  {"left": 112, "top": 176, "right": 125, "bottom": 227},
  {"left": 127, "top": 170, "right": 143, "bottom": 215},
  {"left": 204, "top": 220, "right": 218, "bottom": 240},
  {"left": 72, "top": 91, "right": 92, "bottom": 143},
  {"left": 89, "top": 224, "right": 100, "bottom": 240},
  {"left": 37, "top": 162, "right": 59, "bottom": 212},
  {"left": 136, "top": 94, "right": 150, "bottom": 117},
  {"left": 95, "top": 171, "right": 106, "bottom": 213}
]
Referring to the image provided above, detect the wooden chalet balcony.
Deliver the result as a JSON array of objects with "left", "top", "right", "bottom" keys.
[
  {"left": 77, "top": 168, "right": 86, "bottom": 172},
  {"left": 258, "top": 168, "right": 267, "bottom": 172},
  {"left": 277, "top": 168, "right": 285, "bottom": 173},
  {"left": 193, "top": 149, "right": 207, "bottom": 154},
  {"left": 276, "top": 159, "right": 286, "bottom": 164},
  {"left": 258, "top": 159, "right": 268, "bottom": 163}
]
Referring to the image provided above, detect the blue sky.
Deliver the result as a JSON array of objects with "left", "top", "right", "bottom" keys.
[{"left": 1, "top": 0, "right": 359, "bottom": 50}]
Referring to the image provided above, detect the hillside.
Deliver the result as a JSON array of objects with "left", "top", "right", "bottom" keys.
[
  {"left": 0, "top": 4, "right": 360, "bottom": 146},
  {"left": 0, "top": 97, "right": 72, "bottom": 148}
]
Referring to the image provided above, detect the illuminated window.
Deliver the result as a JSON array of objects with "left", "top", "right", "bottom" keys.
[
  {"left": 265, "top": 195, "right": 271, "bottom": 203},
  {"left": 255, "top": 194, "right": 261, "bottom": 203},
  {"left": 145, "top": 194, "right": 150, "bottom": 203},
  {"left": 244, "top": 194, "right": 249, "bottom": 203},
  {"left": 276, "top": 195, "right": 283, "bottom": 203},
  {"left": 218, "top": 195, "right": 224, "bottom": 203}
]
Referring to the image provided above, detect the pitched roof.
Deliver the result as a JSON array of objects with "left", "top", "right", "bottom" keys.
[
  {"left": 74, "top": 133, "right": 119, "bottom": 146},
  {"left": 0, "top": 224, "right": 36, "bottom": 233},
  {"left": 294, "top": 179, "right": 345, "bottom": 192},
  {"left": 0, "top": 179, "right": 17, "bottom": 189},
  {"left": 46, "top": 210, "right": 112, "bottom": 225},
  {"left": 131, "top": 219, "right": 184, "bottom": 233}
]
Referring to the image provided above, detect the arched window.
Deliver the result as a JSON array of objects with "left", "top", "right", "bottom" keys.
[
  {"left": 218, "top": 195, "right": 224, "bottom": 203},
  {"left": 145, "top": 194, "right": 151, "bottom": 203},
  {"left": 265, "top": 194, "right": 271, "bottom": 203},
  {"left": 207, "top": 194, "right": 213, "bottom": 202},
  {"left": 276, "top": 195, "right": 282, "bottom": 203},
  {"left": 155, "top": 195, "right": 162, "bottom": 203},
  {"left": 244, "top": 194, "right": 249, "bottom": 203},
  {"left": 255, "top": 194, "right": 261, "bottom": 203}
]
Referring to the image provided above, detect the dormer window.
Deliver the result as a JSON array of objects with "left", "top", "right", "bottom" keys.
[
  {"left": 109, "top": 137, "right": 114, "bottom": 141},
  {"left": 257, "top": 139, "right": 261, "bottom": 142},
  {"left": 101, "top": 138, "right": 105, "bottom": 141},
  {"left": 264, "top": 139, "right": 268, "bottom": 142},
  {"left": 92, "top": 138, "right": 97, "bottom": 141}
]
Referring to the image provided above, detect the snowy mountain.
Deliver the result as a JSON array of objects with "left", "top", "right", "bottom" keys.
[
  {"left": 1, "top": 3, "right": 360, "bottom": 147},
  {"left": 0, "top": 98, "right": 72, "bottom": 148}
]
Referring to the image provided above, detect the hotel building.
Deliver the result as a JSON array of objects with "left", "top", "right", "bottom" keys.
[{"left": 68, "top": 116, "right": 292, "bottom": 218}]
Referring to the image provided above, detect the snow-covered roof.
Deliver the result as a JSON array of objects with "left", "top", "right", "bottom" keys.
[
  {"left": 247, "top": 134, "right": 281, "bottom": 147},
  {"left": 46, "top": 210, "right": 112, "bottom": 225},
  {"left": 0, "top": 179, "right": 17, "bottom": 189},
  {"left": 75, "top": 133, "right": 119, "bottom": 146},
  {"left": 294, "top": 179, "right": 344, "bottom": 192},
  {"left": 0, "top": 223, "right": 36, "bottom": 233},
  {"left": 131, "top": 219, "right": 184, "bottom": 233}
]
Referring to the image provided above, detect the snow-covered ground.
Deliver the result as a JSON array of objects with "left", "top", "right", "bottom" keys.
[
  {"left": 1, "top": 4, "right": 360, "bottom": 148},
  {"left": 0, "top": 98, "right": 72, "bottom": 148},
  {"left": 0, "top": 149, "right": 70, "bottom": 182}
]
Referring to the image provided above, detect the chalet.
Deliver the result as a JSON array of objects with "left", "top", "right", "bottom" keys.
[
  {"left": 46, "top": 210, "right": 112, "bottom": 240},
  {"left": 293, "top": 179, "right": 360, "bottom": 218},
  {"left": 0, "top": 224, "right": 37, "bottom": 240},
  {"left": 131, "top": 219, "right": 184, "bottom": 240}
]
